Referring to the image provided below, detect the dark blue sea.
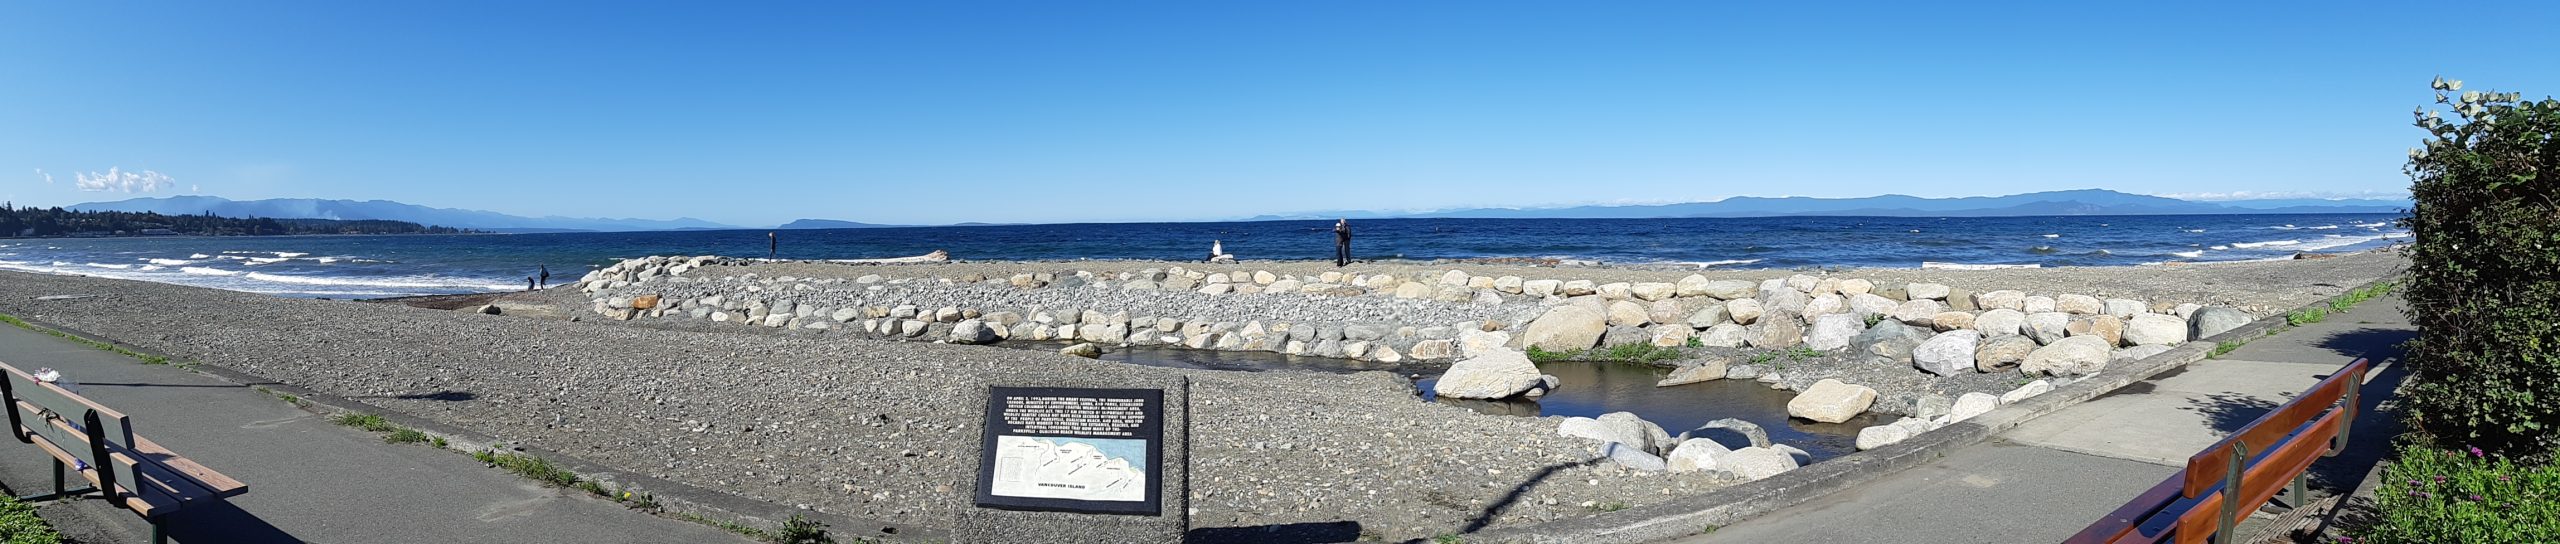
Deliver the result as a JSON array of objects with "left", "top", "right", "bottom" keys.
[{"left": 0, "top": 214, "right": 2405, "bottom": 298}]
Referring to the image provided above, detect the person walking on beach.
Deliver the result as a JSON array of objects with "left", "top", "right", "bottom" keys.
[
  {"left": 1333, "top": 219, "right": 1352, "bottom": 267},
  {"left": 538, "top": 265, "right": 550, "bottom": 289}
]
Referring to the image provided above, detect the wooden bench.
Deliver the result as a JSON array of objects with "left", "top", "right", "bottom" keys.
[
  {"left": 2066, "top": 357, "right": 2368, "bottom": 544},
  {"left": 0, "top": 362, "right": 247, "bottom": 543}
]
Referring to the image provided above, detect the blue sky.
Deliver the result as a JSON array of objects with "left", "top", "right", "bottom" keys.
[{"left": 1, "top": 1, "right": 2547, "bottom": 226}]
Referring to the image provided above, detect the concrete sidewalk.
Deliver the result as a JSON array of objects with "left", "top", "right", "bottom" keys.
[
  {"left": 1687, "top": 296, "right": 2412, "bottom": 543},
  {"left": 0, "top": 324, "right": 749, "bottom": 543}
]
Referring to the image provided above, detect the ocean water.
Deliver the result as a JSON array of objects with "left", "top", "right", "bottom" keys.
[{"left": 0, "top": 213, "right": 2406, "bottom": 298}]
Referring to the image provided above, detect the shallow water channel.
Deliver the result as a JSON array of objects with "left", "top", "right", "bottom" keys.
[{"left": 1028, "top": 343, "right": 1878, "bottom": 463}]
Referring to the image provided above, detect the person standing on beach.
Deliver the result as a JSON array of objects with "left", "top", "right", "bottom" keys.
[
  {"left": 1333, "top": 219, "right": 1352, "bottom": 267},
  {"left": 538, "top": 265, "right": 550, "bottom": 289},
  {"left": 768, "top": 231, "right": 778, "bottom": 258}
]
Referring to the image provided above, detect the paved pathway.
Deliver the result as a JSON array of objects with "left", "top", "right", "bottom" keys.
[
  {"left": 1686, "top": 296, "right": 2412, "bottom": 543},
  {"left": 0, "top": 324, "right": 749, "bottom": 543}
]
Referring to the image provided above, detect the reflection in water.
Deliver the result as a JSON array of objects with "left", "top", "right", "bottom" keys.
[
  {"left": 1419, "top": 362, "right": 1879, "bottom": 463},
  {"left": 1010, "top": 342, "right": 1876, "bottom": 463}
]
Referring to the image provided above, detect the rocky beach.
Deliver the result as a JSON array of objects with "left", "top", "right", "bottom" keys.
[{"left": 0, "top": 250, "right": 2399, "bottom": 540}]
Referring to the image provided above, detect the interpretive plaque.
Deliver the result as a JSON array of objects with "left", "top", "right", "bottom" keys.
[
  {"left": 974, "top": 387, "right": 1164, "bottom": 515},
  {"left": 954, "top": 375, "right": 1189, "bottom": 543}
]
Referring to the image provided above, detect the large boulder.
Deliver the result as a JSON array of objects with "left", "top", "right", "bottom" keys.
[
  {"left": 1522, "top": 279, "right": 1563, "bottom": 298},
  {"left": 1975, "top": 335, "right": 2038, "bottom": 372},
  {"left": 2025, "top": 312, "right": 2072, "bottom": 345},
  {"left": 1694, "top": 279, "right": 1759, "bottom": 300},
  {"left": 1891, "top": 299, "right": 1948, "bottom": 327},
  {"left": 1801, "top": 294, "right": 1848, "bottom": 319},
  {"left": 1930, "top": 311, "right": 1976, "bottom": 332},
  {"left": 1600, "top": 325, "right": 1649, "bottom": 348},
  {"left": 1649, "top": 325, "right": 1695, "bottom": 348},
  {"left": 1458, "top": 330, "right": 1512, "bottom": 357},
  {"left": 1905, "top": 282, "right": 1951, "bottom": 300},
  {"left": 2023, "top": 335, "right": 2114, "bottom": 376},
  {"left": 1717, "top": 447, "right": 1800, "bottom": 481},
  {"left": 2189, "top": 307, "right": 2252, "bottom": 340},
  {"left": 1848, "top": 293, "right": 1900, "bottom": 318},
  {"left": 1974, "top": 309, "right": 2027, "bottom": 337},
  {"left": 2001, "top": 379, "right": 2055, "bottom": 404},
  {"left": 2067, "top": 315, "right": 2127, "bottom": 347},
  {"left": 1521, "top": 306, "right": 1608, "bottom": 351},
  {"left": 1855, "top": 424, "right": 1911, "bottom": 451},
  {"left": 949, "top": 319, "right": 1001, "bottom": 344},
  {"left": 2104, "top": 299, "right": 2148, "bottom": 319},
  {"left": 1725, "top": 298, "right": 1765, "bottom": 326},
  {"left": 2123, "top": 314, "right": 2189, "bottom": 346},
  {"left": 1433, "top": 349, "right": 1547, "bottom": 399},
  {"left": 1606, "top": 301, "right": 1653, "bottom": 327},
  {"left": 1602, "top": 443, "right": 1666, "bottom": 472},
  {"left": 1631, "top": 282, "right": 1678, "bottom": 301},
  {"left": 1746, "top": 316, "right": 1804, "bottom": 349},
  {"left": 2024, "top": 296, "right": 2058, "bottom": 313},
  {"left": 2056, "top": 294, "right": 2105, "bottom": 315},
  {"left": 1656, "top": 358, "right": 1730, "bottom": 387},
  {"left": 1949, "top": 392, "right": 2001, "bottom": 423},
  {"left": 1912, "top": 330, "right": 1981, "bottom": 376},
  {"left": 1762, "top": 290, "right": 1811, "bottom": 317},
  {"left": 1805, "top": 314, "right": 1865, "bottom": 351},
  {"left": 1787, "top": 379, "right": 1877, "bottom": 423},
  {"left": 1664, "top": 438, "right": 1732, "bottom": 473},
  {"left": 1699, "top": 418, "right": 1772, "bottom": 449},
  {"left": 1685, "top": 305, "right": 1731, "bottom": 329},
  {"left": 1696, "top": 324, "right": 1749, "bottom": 348},
  {"left": 1853, "top": 320, "right": 1930, "bottom": 362},
  {"left": 1973, "top": 290, "right": 2027, "bottom": 311}
]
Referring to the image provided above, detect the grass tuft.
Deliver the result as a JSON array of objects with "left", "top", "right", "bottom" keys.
[
  {"left": 0, "top": 494, "right": 62, "bottom": 544},
  {"left": 332, "top": 413, "right": 396, "bottom": 433},
  {"left": 472, "top": 449, "right": 580, "bottom": 488}
]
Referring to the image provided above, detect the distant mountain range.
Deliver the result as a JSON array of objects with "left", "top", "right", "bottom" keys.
[
  {"left": 777, "top": 218, "right": 899, "bottom": 229},
  {"left": 1245, "top": 189, "right": 2409, "bottom": 221},
  {"left": 69, "top": 189, "right": 2409, "bottom": 232},
  {"left": 69, "top": 196, "right": 744, "bottom": 233}
]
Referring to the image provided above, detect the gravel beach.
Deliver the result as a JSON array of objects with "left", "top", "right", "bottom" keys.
[{"left": 0, "top": 249, "right": 2401, "bottom": 540}]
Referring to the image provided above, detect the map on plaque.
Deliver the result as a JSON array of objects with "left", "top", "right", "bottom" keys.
[{"left": 974, "top": 386, "right": 1165, "bottom": 515}]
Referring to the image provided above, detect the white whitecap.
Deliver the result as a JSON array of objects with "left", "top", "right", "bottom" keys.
[
  {"left": 2042, "top": 234, "right": 2060, "bottom": 238},
  {"left": 181, "top": 266, "right": 240, "bottom": 276},
  {"left": 243, "top": 272, "right": 517, "bottom": 291},
  {"left": 84, "top": 263, "right": 132, "bottom": 269},
  {"left": 273, "top": 252, "right": 308, "bottom": 258},
  {"left": 1675, "top": 259, "right": 1762, "bottom": 268},
  {"left": 146, "top": 258, "right": 196, "bottom": 266},
  {"left": 2232, "top": 240, "right": 2300, "bottom": 249},
  {"left": 189, "top": 254, "right": 212, "bottom": 259},
  {"left": 138, "top": 265, "right": 164, "bottom": 271},
  {"left": 2171, "top": 250, "right": 2203, "bottom": 258}
]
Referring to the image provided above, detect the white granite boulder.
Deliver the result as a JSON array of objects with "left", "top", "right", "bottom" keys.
[
  {"left": 1433, "top": 349, "right": 1547, "bottom": 399},
  {"left": 2023, "top": 335, "right": 2113, "bottom": 376},
  {"left": 1787, "top": 379, "right": 1877, "bottom": 423},
  {"left": 1912, "top": 330, "right": 1981, "bottom": 376},
  {"left": 1521, "top": 306, "right": 1608, "bottom": 351}
]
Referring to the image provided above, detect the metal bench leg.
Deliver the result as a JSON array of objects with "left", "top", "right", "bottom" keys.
[
  {"left": 15, "top": 458, "right": 94, "bottom": 503},
  {"left": 151, "top": 518, "right": 166, "bottom": 544},
  {"left": 2289, "top": 473, "right": 2309, "bottom": 509}
]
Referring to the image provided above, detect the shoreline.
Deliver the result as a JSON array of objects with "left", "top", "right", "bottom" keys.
[{"left": 0, "top": 249, "right": 2402, "bottom": 540}]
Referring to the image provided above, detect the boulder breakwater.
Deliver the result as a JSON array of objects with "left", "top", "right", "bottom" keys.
[{"left": 572, "top": 255, "right": 2265, "bottom": 471}]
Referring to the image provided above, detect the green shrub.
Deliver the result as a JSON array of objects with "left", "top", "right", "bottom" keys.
[
  {"left": 1524, "top": 346, "right": 1578, "bottom": 362},
  {"left": 775, "top": 513, "right": 834, "bottom": 544},
  {"left": 1595, "top": 343, "right": 1683, "bottom": 364},
  {"left": 2399, "top": 78, "right": 2560, "bottom": 459},
  {"left": 0, "top": 495, "right": 61, "bottom": 544},
  {"left": 2357, "top": 441, "right": 2560, "bottom": 543}
]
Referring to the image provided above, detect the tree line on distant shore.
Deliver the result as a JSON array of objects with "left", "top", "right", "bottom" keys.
[{"left": 0, "top": 202, "right": 471, "bottom": 237}]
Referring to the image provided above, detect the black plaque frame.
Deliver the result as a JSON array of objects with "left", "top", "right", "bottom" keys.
[{"left": 973, "top": 386, "right": 1165, "bottom": 516}]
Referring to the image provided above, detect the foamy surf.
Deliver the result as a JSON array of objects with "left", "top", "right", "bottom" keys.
[
  {"left": 2232, "top": 240, "right": 2300, "bottom": 249},
  {"left": 242, "top": 272, "right": 519, "bottom": 291},
  {"left": 2171, "top": 250, "right": 2204, "bottom": 258},
  {"left": 146, "top": 258, "right": 197, "bottom": 266},
  {"left": 1674, "top": 259, "right": 1762, "bottom": 268},
  {"left": 1922, "top": 262, "right": 2041, "bottom": 270},
  {"left": 182, "top": 266, "right": 241, "bottom": 276}
]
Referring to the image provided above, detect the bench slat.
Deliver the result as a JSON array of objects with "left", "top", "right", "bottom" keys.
[
  {"left": 19, "top": 420, "right": 177, "bottom": 518},
  {"left": 16, "top": 400, "right": 223, "bottom": 509},
  {"left": 2170, "top": 409, "right": 2341, "bottom": 544},
  {"left": 2184, "top": 358, "right": 2365, "bottom": 497},
  {"left": 129, "top": 434, "right": 245, "bottom": 497},
  {"left": 2063, "top": 472, "right": 2182, "bottom": 544}
]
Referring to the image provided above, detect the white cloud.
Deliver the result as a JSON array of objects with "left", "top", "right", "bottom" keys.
[
  {"left": 72, "top": 167, "right": 177, "bottom": 193},
  {"left": 2155, "top": 189, "right": 2409, "bottom": 201},
  {"left": 34, "top": 169, "right": 51, "bottom": 185}
]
